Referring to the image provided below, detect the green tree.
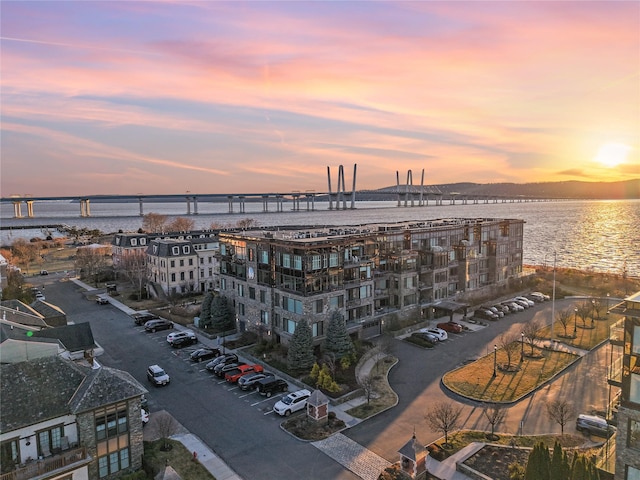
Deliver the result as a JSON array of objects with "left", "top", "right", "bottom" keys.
[
  {"left": 209, "top": 295, "right": 235, "bottom": 333},
  {"left": 550, "top": 441, "right": 570, "bottom": 480},
  {"left": 287, "top": 319, "right": 315, "bottom": 372},
  {"left": 324, "top": 309, "right": 354, "bottom": 359},
  {"left": 199, "top": 292, "right": 214, "bottom": 328},
  {"left": 525, "top": 442, "right": 550, "bottom": 480}
]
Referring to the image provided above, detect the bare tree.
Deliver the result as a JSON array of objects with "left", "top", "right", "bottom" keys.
[
  {"left": 360, "top": 373, "right": 375, "bottom": 405},
  {"left": 556, "top": 309, "right": 573, "bottom": 337},
  {"left": 546, "top": 399, "right": 575, "bottom": 435},
  {"left": 154, "top": 411, "right": 179, "bottom": 451},
  {"left": 576, "top": 301, "right": 592, "bottom": 328},
  {"left": 498, "top": 332, "right": 520, "bottom": 368},
  {"left": 522, "top": 319, "right": 543, "bottom": 356},
  {"left": 116, "top": 249, "right": 147, "bottom": 300},
  {"left": 75, "top": 245, "right": 110, "bottom": 287},
  {"left": 236, "top": 218, "right": 258, "bottom": 229},
  {"left": 142, "top": 213, "right": 168, "bottom": 233},
  {"left": 11, "top": 239, "right": 40, "bottom": 275},
  {"left": 425, "top": 401, "right": 463, "bottom": 448},
  {"left": 167, "top": 217, "right": 195, "bottom": 232},
  {"left": 482, "top": 404, "right": 507, "bottom": 440}
]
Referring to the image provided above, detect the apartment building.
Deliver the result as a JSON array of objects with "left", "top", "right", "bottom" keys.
[
  {"left": 112, "top": 232, "right": 219, "bottom": 296},
  {"left": 216, "top": 218, "right": 524, "bottom": 344},
  {"left": 0, "top": 356, "right": 147, "bottom": 480},
  {"left": 609, "top": 290, "right": 640, "bottom": 480}
]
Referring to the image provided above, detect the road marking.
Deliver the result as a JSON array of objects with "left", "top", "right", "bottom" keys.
[
  {"left": 238, "top": 391, "right": 255, "bottom": 398},
  {"left": 251, "top": 394, "right": 283, "bottom": 406},
  {"left": 263, "top": 410, "right": 276, "bottom": 416}
]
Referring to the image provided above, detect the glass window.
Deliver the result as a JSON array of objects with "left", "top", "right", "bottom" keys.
[
  {"left": 282, "top": 254, "right": 291, "bottom": 268},
  {"left": 172, "top": 247, "right": 179, "bottom": 255},
  {"left": 627, "top": 466, "right": 640, "bottom": 480},
  {"left": 630, "top": 419, "right": 640, "bottom": 450},
  {"left": 293, "top": 255, "right": 302, "bottom": 270},
  {"left": 329, "top": 253, "right": 339, "bottom": 267},
  {"left": 312, "top": 255, "right": 322, "bottom": 270},
  {"left": 633, "top": 325, "right": 640, "bottom": 355},
  {"left": 99, "top": 456, "right": 108, "bottom": 478},
  {"left": 631, "top": 373, "right": 640, "bottom": 404}
]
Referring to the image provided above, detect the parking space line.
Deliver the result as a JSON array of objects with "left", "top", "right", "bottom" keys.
[
  {"left": 263, "top": 410, "right": 275, "bottom": 416},
  {"left": 251, "top": 395, "right": 283, "bottom": 406}
]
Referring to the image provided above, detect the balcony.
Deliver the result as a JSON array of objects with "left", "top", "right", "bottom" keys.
[
  {"left": 608, "top": 356, "right": 622, "bottom": 387},
  {"left": 609, "top": 318, "right": 625, "bottom": 346},
  {"left": 0, "top": 447, "right": 90, "bottom": 480}
]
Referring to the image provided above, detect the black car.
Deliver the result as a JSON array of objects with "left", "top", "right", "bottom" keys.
[
  {"left": 238, "top": 372, "right": 275, "bottom": 391},
  {"left": 257, "top": 378, "right": 289, "bottom": 397},
  {"left": 190, "top": 348, "right": 221, "bottom": 362},
  {"left": 214, "top": 361, "right": 246, "bottom": 378},
  {"left": 205, "top": 353, "right": 239, "bottom": 372},
  {"left": 144, "top": 318, "right": 174, "bottom": 332},
  {"left": 170, "top": 336, "right": 197, "bottom": 348},
  {"left": 133, "top": 312, "right": 160, "bottom": 326}
]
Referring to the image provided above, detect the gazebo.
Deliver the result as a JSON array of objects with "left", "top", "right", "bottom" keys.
[{"left": 306, "top": 389, "right": 329, "bottom": 421}]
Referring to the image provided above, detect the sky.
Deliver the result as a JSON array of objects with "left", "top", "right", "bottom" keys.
[{"left": 1, "top": 1, "right": 639, "bottom": 197}]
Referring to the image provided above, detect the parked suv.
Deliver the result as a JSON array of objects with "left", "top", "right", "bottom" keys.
[
  {"left": 257, "top": 378, "right": 289, "bottom": 397},
  {"left": 273, "top": 389, "right": 311, "bottom": 416},
  {"left": 238, "top": 372, "right": 274, "bottom": 391},
  {"left": 144, "top": 319, "right": 174, "bottom": 332},
  {"left": 206, "top": 353, "right": 239, "bottom": 372},
  {"left": 147, "top": 364, "right": 170, "bottom": 387},
  {"left": 214, "top": 361, "right": 247, "bottom": 378},
  {"left": 132, "top": 312, "right": 159, "bottom": 326},
  {"left": 576, "top": 414, "right": 614, "bottom": 437},
  {"left": 167, "top": 330, "right": 197, "bottom": 346}
]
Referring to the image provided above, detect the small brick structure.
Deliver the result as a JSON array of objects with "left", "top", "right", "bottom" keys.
[
  {"left": 398, "top": 434, "right": 427, "bottom": 479},
  {"left": 306, "top": 390, "right": 329, "bottom": 421}
]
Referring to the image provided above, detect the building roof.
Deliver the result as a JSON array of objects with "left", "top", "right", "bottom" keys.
[
  {"left": 146, "top": 239, "right": 196, "bottom": 257},
  {"left": 0, "top": 356, "right": 147, "bottom": 432},
  {"left": 32, "top": 323, "right": 97, "bottom": 352},
  {"left": 307, "top": 389, "right": 329, "bottom": 407},
  {"left": 398, "top": 434, "right": 427, "bottom": 462},
  {"left": 0, "top": 303, "right": 49, "bottom": 328},
  {"left": 29, "top": 300, "right": 66, "bottom": 318}
]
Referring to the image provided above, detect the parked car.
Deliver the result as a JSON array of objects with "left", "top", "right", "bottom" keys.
[
  {"left": 415, "top": 328, "right": 439, "bottom": 343},
  {"left": 214, "top": 361, "right": 247, "bottom": 378},
  {"left": 141, "top": 409, "right": 149, "bottom": 425},
  {"left": 511, "top": 298, "right": 531, "bottom": 309},
  {"left": 225, "top": 364, "right": 264, "bottom": 383},
  {"left": 257, "top": 377, "right": 289, "bottom": 397},
  {"left": 144, "top": 319, "right": 174, "bottom": 332},
  {"left": 35, "top": 292, "right": 46, "bottom": 301},
  {"left": 40, "top": 270, "right": 48, "bottom": 275},
  {"left": 147, "top": 364, "right": 170, "bottom": 386},
  {"left": 474, "top": 309, "right": 499, "bottom": 321},
  {"left": 424, "top": 327, "right": 448, "bottom": 341},
  {"left": 492, "top": 304, "right": 510, "bottom": 314},
  {"left": 576, "top": 414, "right": 615, "bottom": 437},
  {"left": 206, "top": 353, "right": 239, "bottom": 372},
  {"left": 501, "top": 301, "right": 524, "bottom": 312},
  {"left": 170, "top": 335, "right": 197, "bottom": 348},
  {"left": 166, "top": 330, "right": 196, "bottom": 345},
  {"left": 238, "top": 372, "right": 275, "bottom": 391},
  {"left": 529, "top": 291, "right": 550, "bottom": 302},
  {"left": 132, "top": 312, "right": 160, "bottom": 326},
  {"left": 273, "top": 389, "right": 312, "bottom": 416},
  {"left": 190, "top": 348, "right": 221, "bottom": 362},
  {"left": 515, "top": 296, "right": 535, "bottom": 307},
  {"left": 437, "top": 321, "right": 463, "bottom": 333},
  {"left": 482, "top": 306, "right": 504, "bottom": 318},
  {"left": 96, "top": 296, "right": 109, "bottom": 305}
]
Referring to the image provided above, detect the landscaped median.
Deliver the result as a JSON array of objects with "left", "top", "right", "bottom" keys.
[{"left": 442, "top": 346, "right": 580, "bottom": 403}]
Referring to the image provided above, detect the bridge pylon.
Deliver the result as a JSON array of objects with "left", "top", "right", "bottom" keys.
[{"left": 327, "top": 164, "right": 357, "bottom": 210}]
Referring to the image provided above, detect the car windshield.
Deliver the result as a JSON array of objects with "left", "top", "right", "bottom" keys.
[
  {"left": 154, "top": 369, "right": 166, "bottom": 377},
  {"left": 281, "top": 396, "right": 294, "bottom": 405}
]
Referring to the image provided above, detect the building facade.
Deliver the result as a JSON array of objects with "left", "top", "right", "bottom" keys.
[
  {"left": 610, "top": 291, "right": 640, "bottom": 480},
  {"left": 216, "top": 218, "right": 524, "bottom": 344}
]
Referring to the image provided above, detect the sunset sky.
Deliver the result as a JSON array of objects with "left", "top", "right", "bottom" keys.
[{"left": 1, "top": 1, "right": 639, "bottom": 197}]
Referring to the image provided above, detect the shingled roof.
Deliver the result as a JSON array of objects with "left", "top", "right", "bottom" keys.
[
  {"left": 0, "top": 356, "right": 147, "bottom": 433},
  {"left": 32, "top": 323, "right": 97, "bottom": 352}
]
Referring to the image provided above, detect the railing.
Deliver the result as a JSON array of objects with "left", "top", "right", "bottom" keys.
[
  {"left": 608, "top": 356, "right": 623, "bottom": 385},
  {"left": 0, "top": 447, "right": 88, "bottom": 480},
  {"left": 609, "top": 318, "right": 625, "bottom": 345},
  {"left": 595, "top": 433, "right": 616, "bottom": 474}
]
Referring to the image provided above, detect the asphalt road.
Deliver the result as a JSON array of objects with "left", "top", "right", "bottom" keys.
[{"left": 38, "top": 275, "right": 616, "bottom": 479}]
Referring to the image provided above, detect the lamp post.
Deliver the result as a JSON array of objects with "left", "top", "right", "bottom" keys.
[
  {"left": 574, "top": 308, "right": 578, "bottom": 335},
  {"left": 493, "top": 345, "right": 498, "bottom": 377},
  {"left": 591, "top": 299, "right": 596, "bottom": 326},
  {"left": 520, "top": 332, "right": 525, "bottom": 362},
  {"left": 550, "top": 251, "right": 556, "bottom": 345},
  {"left": 606, "top": 293, "right": 610, "bottom": 315}
]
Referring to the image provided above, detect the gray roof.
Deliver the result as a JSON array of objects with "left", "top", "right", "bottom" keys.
[
  {"left": 29, "top": 300, "right": 66, "bottom": 318},
  {"left": 146, "top": 239, "right": 196, "bottom": 258},
  {"left": 0, "top": 321, "right": 56, "bottom": 345},
  {"left": 307, "top": 389, "right": 329, "bottom": 407},
  {"left": 0, "top": 356, "right": 147, "bottom": 433},
  {"left": 0, "top": 303, "right": 48, "bottom": 328},
  {"left": 398, "top": 434, "right": 426, "bottom": 461},
  {"left": 32, "top": 323, "right": 96, "bottom": 352}
]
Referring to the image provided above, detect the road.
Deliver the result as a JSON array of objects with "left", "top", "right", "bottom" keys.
[{"left": 39, "top": 275, "right": 616, "bottom": 479}]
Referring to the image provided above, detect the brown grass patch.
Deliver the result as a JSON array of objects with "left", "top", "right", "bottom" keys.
[{"left": 346, "top": 357, "right": 398, "bottom": 419}]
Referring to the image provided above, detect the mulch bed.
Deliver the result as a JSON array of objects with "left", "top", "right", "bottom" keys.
[{"left": 462, "top": 444, "right": 529, "bottom": 480}]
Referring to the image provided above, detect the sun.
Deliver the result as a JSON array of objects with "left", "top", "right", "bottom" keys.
[{"left": 594, "top": 142, "right": 631, "bottom": 167}]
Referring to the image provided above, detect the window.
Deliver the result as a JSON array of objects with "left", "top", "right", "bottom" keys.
[
  {"left": 172, "top": 247, "right": 179, "bottom": 255},
  {"left": 170, "top": 260, "right": 175, "bottom": 268},
  {"left": 1, "top": 438, "right": 20, "bottom": 467},
  {"left": 259, "top": 250, "right": 269, "bottom": 264},
  {"left": 329, "top": 253, "right": 339, "bottom": 267},
  {"left": 633, "top": 325, "right": 640, "bottom": 355},
  {"left": 189, "top": 271, "right": 194, "bottom": 280},
  {"left": 627, "top": 466, "right": 640, "bottom": 480},
  {"left": 631, "top": 373, "right": 640, "bottom": 404},
  {"left": 282, "top": 254, "right": 291, "bottom": 268},
  {"left": 629, "top": 419, "right": 640, "bottom": 450},
  {"left": 130, "top": 238, "right": 137, "bottom": 246},
  {"left": 249, "top": 287, "right": 256, "bottom": 299},
  {"left": 315, "top": 299, "right": 323, "bottom": 314},
  {"left": 140, "top": 238, "right": 146, "bottom": 245},
  {"left": 182, "top": 246, "right": 189, "bottom": 254},
  {"left": 293, "top": 255, "right": 302, "bottom": 270},
  {"left": 37, "top": 425, "right": 63, "bottom": 456},
  {"left": 171, "top": 273, "right": 176, "bottom": 282},
  {"left": 180, "top": 272, "right": 185, "bottom": 281},
  {"left": 260, "top": 310, "right": 269, "bottom": 325},
  {"left": 311, "top": 255, "right": 322, "bottom": 270},
  {"left": 180, "top": 259, "right": 184, "bottom": 267},
  {"left": 329, "top": 295, "right": 344, "bottom": 309},
  {"left": 188, "top": 258, "right": 193, "bottom": 266},
  {"left": 285, "top": 318, "right": 296, "bottom": 334},
  {"left": 312, "top": 321, "right": 324, "bottom": 337},
  {"left": 260, "top": 290, "right": 267, "bottom": 303},
  {"left": 95, "top": 402, "right": 131, "bottom": 478}
]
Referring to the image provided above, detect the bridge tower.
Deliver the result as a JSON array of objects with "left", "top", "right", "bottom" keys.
[
  {"left": 396, "top": 169, "right": 427, "bottom": 207},
  {"left": 327, "top": 164, "right": 357, "bottom": 210}
]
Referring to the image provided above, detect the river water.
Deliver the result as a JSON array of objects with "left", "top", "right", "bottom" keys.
[{"left": 1, "top": 199, "right": 638, "bottom": 277}]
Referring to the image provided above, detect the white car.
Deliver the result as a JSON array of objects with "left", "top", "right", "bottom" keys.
[
  {"left": 35, "top": 292, "right": 46, "bottom": 301},
  {"left": 530, "top": 292, "right": 550, "bottom": 301},
  {"left": 424, "top": 327, "right": 448, "bottom": 342},
  {"left": 166, "top": 330, "right": 196, "bottom": 344},
  {"left": 502, "top": 301, "right": 524, "bottom": 312},
  {"left": 416, "top": 328, "right": 439, "bottom": 343},
  {"left": 273, "top": 389, "right": 311, "bottom": 416},
  {"left": 515, "top": 296, "right": 535, "bottom": 307}
]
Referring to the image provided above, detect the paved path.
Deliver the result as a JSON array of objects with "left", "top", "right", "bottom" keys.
[{"left": 312, "top": 434, "right": 392, "bottom": 480}]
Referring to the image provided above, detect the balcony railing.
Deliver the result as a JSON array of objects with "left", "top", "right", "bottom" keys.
[
  {"left": 608, "top": 356, "right": 623, "bottom": 386},
  {"left": 0, "top": 447, "right": 89, "bottom": 480},
  {"left": 594, "top": 433, "right": 616, "bottom": 474},
  {"left": 609, "top": 318, "right": 625, "bottom": 345}
]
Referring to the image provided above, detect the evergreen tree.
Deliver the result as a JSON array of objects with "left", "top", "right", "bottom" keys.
[
  {"left": 200, "top": 292, "right": 214, "bottom": 328},
  {"left": 210, "top": 295, "right": 236, "bottom": 333},
  {"left": 550, "top": 441, "right": 570, "bottom": 480},
  {"left": 324, "top": 309, "right": 354, "bottom": 358},
  {"left": 525, "top": 442, "right": 550, "bottom": 480},
  {"left": 570, "top": 454, "right": 586, "bottom": 480},
  {"left": 287, "top": 319, "right": 315, "bottom": 372}
]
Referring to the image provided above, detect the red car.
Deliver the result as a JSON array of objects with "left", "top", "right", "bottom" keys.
[
  {"left": 225, "top": 364, "right": 264, "bottom": 383},
  {"left": 437, "top": 321, "right": 463, "bottom": 333}
]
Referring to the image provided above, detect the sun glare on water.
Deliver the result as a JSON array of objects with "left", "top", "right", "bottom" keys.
[{"left": 594, "top": 142, "right": 631, "bottom": 167}]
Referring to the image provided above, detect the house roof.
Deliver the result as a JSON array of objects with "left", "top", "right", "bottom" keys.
[
  {"left": 0, "top": 356, "right": 147, "bottom": 433},
  {"left": 307, "top": 389, "right": 329, "bottom": 407},
  {"left": 29, "top": 300, "right": 66, "bottom": 318},
  {"left": 398, "top": 434, "right": 426, "bottom": 462},
  {"left": 0, "top": 303, "right": 49, "bottom": 328},
  {"left": 32, "top": 323, "right": 97, "bottom": 352},
  {"left": 146, "top": 239, "right": 196, "bottom": 258}
]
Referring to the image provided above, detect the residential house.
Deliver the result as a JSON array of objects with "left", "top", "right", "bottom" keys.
[
  {"left": 146, "top": 239, "right": 199, "bottom": 297},
  {"left": 0, "top": 356, "right": 147, "bottom": 480}
]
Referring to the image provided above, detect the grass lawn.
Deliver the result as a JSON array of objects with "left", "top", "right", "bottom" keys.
[
  {"left": 539, "top": 314, "right": 620, "bottom": 351},
  {"left": 442, "top": 346, "right": 579, "bottom": 403},
  {"left": 143, "top": 439, "right": 215, "bottom": 480},
  {"left": 346, "top": 356, "right": 398, "bottom": 419}
]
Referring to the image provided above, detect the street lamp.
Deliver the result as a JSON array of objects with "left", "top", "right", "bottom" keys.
[
  {"left": 574, "top": 308, "right": 578, "bottom": 335},
  {"left": 493, "top": 345, "right": 498, "bottom": 377},
  {"left": 591, "top": 299, "right": 596, "bottom": 326},
  {"left": 550, "top": 251, "right": 557, "bottom": 345},
  {"left": 520, "top": 332, "right": 525, "bottom": 362},
  {"left": 606, "top": 293, "right": 610, "bottom": 315}
]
